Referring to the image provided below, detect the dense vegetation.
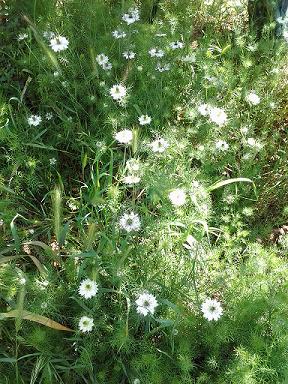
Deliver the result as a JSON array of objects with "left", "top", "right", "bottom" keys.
[{"left": 0, "top": 1, "right": 288, "bottom": 383}]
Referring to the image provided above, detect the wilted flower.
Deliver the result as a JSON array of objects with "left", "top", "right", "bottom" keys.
[
  {"left": 79, "top": 316, "right": 94, "bottom": 333},
  {"left": 168, "top": 189, "right": 187, "bottom": 207},
  {"left": 123, "top": 175, "right": 141, "bottom": 185},
  {"left": 50, "top": 35, "right": 69, "bottom": 52},
  {"left": 119, "top": 212, "right": 141, "bottom": 232},
  {"left": 43, "top": 31, "right": 55, "bottom": 40},
  {"left": 115, "top": 129, "right": 133, "bottom": 144},
  {"left": 136, "top": 292, "right": 158, "bottom": 316},
  {"left": 78, "top": 279, "right": 99, "bottom": 299},
  {"left": 138, "top": 115, "right": 151, "bottom": 125},
  {"left": 201, "top": 298, "right": 223, "bottom": 321},
  {"left": 126, "top": 158, "right": 140, "bottom": 172}
]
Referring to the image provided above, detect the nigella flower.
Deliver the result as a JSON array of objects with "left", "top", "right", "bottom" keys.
[
  {"left": 119, "top": 212, "right": 141, "bottom": 232},
  {"left": 155, "top": 63, "right": 171, "bottom": 72},
  {"left": 78, "top": 278, "right": 98, "bottom": 299},
  {"left": 123, "top": 51, "right": 136, "bottom": 60},
  {"left": 122, "top": 7, "right": 140, "bottom": 25},
  {"left": 50, "top": 35, "right": 69, "bottom": 52},
  {"left": 246, "top": 91, "right": 260, "bottom": 105},
  {"left": 96, "top": 53, "right": 109, "bottom": 66},
  {"left": 43, "top": 31, "right": 55, "bottom": 40},
  {"left": 112, "top": 30, "right": 127, "bottom": 39},
  {"left": 101, "top": 62, "right": 112, "bottom": 71},
  {"left": 168, "top": 189, "right": 187, "bottom": 207},
  {"left": 115, "top": 129, "right": 133, "bottom": 144},
  {"left": 198, "top": 103, "right": 210, "bottom": 116},
  {"left": 148, "top": 48, "right": 165, "bottom": 58},
  {"left": 17, "top": 33, "right": 28, "bottom": 41},
  {"left": 201, "top": 298, "right": 223, "bottom": 321},
  {"left": 138, "top": 114, "right": 151, "bottom": 125},
  {"left": 78, "top": 316, "right": 94, "bottom": 333},
  {"left": 126, "top": 158, "right": 140, "bottom": 172},
  {"left": 110, "top": 84, "right": 127, "bottom": 100},
  {"left": 27, "top": 114, "right": 42, "bottom": 126},
  {"left": 135, "top": 292, "right": 158, "bottom": 316},
  {"left": 170, "top": 41, "right": 184, "bottom": 49},
  {"left": 45, "top": 112, "right": 53, "bottom": 120},
  {"left": 149, "top": 138, "right": 169, "bottom": 153},
  {"left": 123, "top": 175, "right": 141, "bottom": 185},
  {"left": 208, "top": 107, "right": 227, "bottom": 126},
  {"left": 246, "top": 137, "right": 256, "bottom": 147},
  {"left": 215, "top": 140, "right": 229, "bottom": 151}
]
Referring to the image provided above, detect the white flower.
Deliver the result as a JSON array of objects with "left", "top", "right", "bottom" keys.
[
  {"left": 209, "top": 107, "right": 227, "bottom": 126},
  {"left": 123, "top": 175, "right": 141, "bottom": 185},
  {"left": 115, "top": 129, "right": 133, "bottom": 144},
  {"left": 123, "top": 51, "right": 136, "bottom": 59},
  {"left": 135, "top": 292, "right": 158, "bottom": 316},
  {"left": 246, "top": 137, "right": 256, "bottom": 146},
  {"left": 149, "top": 48, "right": 165, "bottom": 57},
  {"left": 119, "top": 212, "right": 141, "bottom": 232},
  {"left": 112, "top": 30, "right": 127, "bottom": 39},
  {"left": 49, "top": 157, "right": 57, "bottom": 165},
  {"left": 149, "top": 138, "right": 169, "bottom": 153},
  {"left": 27, "top": 114, "right": 42, "bottom": 126},
  {"left": 204, "top": 0, "right": 214, "bottom": 4},
  {"left": 18, "top": 33, "right": 28, "bottom": 41},
  {"left": 102, "top": 62, "right": 112, "bottom": 71},
  {"left": 215, "top": 140, "right": 229, "bottom": 151},
  {"left": 156, "top": 63, "right": 171, "bottom": 72},
  {"left": 45, "top": 112, "right": 53, "bottom": 120},
  {"left": 79, "top": 316, "right": 94, "bottom": 333},
  {"left": 246, "top": 91, "right": 260, "bottom": 105},
  {"left": 168, "top": 189, "right": 187, "bottom": 207},
  {"left": 43, "top": 31, "right": 55, "bottom": 40},
  {"left": 110, "top": 84, "right": 127, "bottom": 100},
  {"left": 50, "top": 36, "right": 69, "bottom": 52},
  {"left": 122, "top": 7, "right": 140, "bottom": 25},
  {"left": 96, "top": 53, "right": 109, "bottom": 66},
  {"left": 79, "top": 278, "right": 98, "bottom": 299},
  {"left": 138, "top": 115, "right": 151, "bottom": 125},
  {"left": 170, "top": 41, "right": 184, "bottom": 49},
  {"left": 126, "top": 158, "right": 140, "bottom": 172},
  {"left": 198, "top": 103, "right": 210, "bottom": 116},
  {"left": 201, "top": 298, "right": 223, "bottom": 321},
  {"left": 283, "top": 30, "right": 288, "bottom": 42},
  {"left": 133, "top": 379, "right": 140, "bottom": 384}
]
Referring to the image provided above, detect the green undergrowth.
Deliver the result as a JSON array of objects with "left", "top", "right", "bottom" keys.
[{"left": 0, "top": 0, "right": 288, "bottom": 383}]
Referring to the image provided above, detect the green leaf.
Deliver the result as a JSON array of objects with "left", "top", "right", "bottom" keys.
[{"left": 208, "top": 177, "right": 254, "bottom": 192}]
